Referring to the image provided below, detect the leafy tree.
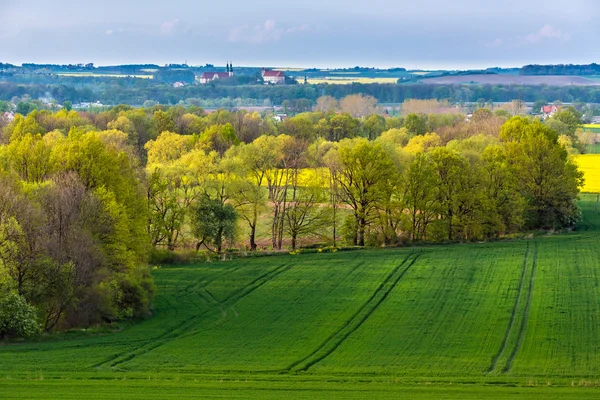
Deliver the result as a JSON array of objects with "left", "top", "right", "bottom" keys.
[
  {"left": 153, "top": 110, "right": 176, "bottom": 135},
  {"left": 327, "top": 113, "right": 360, "bottom": 141},
  {"left": 15, "top": 102, "right": 35, "bottom": 116},
  {"left": 401, "top": 153, "right": 438, "bottom": 241},
  {"left": 532, "top": 99, "right": 547, "bottom": 114},
  {"left": 191, "top": 195, "right": 237, "bottom": 253},
  {"left": 326, "top": 138, "right": 395, "bottom": 246},
  {"left": 501, "top": 117, "right": 583, "bottom": 228},
  {"left": 404, "top": 113, "right": 428, "bottom": 135},
  {"left": 362, "top": 115, "right": 386, "bottom": 140}
]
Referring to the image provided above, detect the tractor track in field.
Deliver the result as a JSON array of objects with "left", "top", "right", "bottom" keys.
[
  {"left": 91, "top": 263, "right": 291, "bottom": 370},
  {"left": 488, "top": 242, "right": 538, "bottom": 373},
  {"left": 285, "top": 252, "right": 421, "bottom": 373},
  {"left": 504, "top": 242, "right": 538, "bottom": 373}
]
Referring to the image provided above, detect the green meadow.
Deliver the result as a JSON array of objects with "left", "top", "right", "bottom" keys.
[{"left": 3, "top": 196, "right": 600, "bottom": 398}]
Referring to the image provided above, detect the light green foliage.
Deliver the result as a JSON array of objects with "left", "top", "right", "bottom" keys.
[
  {"left": 326, "top": 138, "right": 396, "bottom": 246},
  {"left": 501, "top": 117, "right": 583, "bottom": 228},
  {"left": 152, "top": 110, "right": 175, "bottom": 135},
  {"left": 404, "top": 113, "right": 428, "bottom": 135},
  {"left": 0, "top": 292, "right": 40, "bottom": 338},
  {"left": 362, "top": 114, "right": 386, "bottom": 140}
]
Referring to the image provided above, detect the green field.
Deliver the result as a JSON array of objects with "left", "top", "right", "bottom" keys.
[
  {"left": 3, "top": 196, "right": 600, "bottom": 398},
  {"left": 56, "top": 72, "right": 153, "bottom": 79}
]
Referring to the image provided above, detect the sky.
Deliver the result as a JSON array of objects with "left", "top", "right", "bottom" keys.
[{"left": 0, "top": 0, "right": 598, "bottom": 70}]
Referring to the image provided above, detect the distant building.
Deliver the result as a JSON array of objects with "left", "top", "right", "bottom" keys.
[
  {"left": 273, "top": 113, "right": 288, "bottom": 122},
  {"left": 2, "top": 112, "right": 14, "bottom": 121},
  {"left": 199, "top": 62, "right": 234, "bottom": 84},
  {"left": 173, "top": 81, "right": 185, "bottom": 88},
  {"left": 262, "top": 69, "right": 285, "bottom": 85},
  {"left": 541, "top": 105, "right": 561, "bottom": 118}
]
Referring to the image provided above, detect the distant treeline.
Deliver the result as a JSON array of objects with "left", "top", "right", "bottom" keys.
[
  {"left": 521, "top": 63, "right": 600, "bottom": 76},
  {"left": 4, "top": 82, "right": 600, "bottom": 106}
]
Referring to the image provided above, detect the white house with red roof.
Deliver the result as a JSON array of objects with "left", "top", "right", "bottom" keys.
[
  {"left": 541, "top": 105, "right": 561, "bottom": 117},
  {"left": 262, "top": 69, "right": 285, "bottom": 85}
]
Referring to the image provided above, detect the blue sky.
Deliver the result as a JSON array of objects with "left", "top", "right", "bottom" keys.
[{"left": 1, "top": 0, "right": 598, "bottom": 69}]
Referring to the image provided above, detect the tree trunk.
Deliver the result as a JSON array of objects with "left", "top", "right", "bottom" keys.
[
  {"left": 359, "top": 216, "right": 366, "bottom": 247},
  {"left": 249, "top": 224, "right": 257, "bottom": 251}
]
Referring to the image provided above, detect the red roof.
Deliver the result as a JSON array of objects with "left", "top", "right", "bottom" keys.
[
  {"left": 542, "top": 105, "right": 561, "bottom": 114},
  {"left": 201, "top": 72, "right": 231, "bottom": 80},
  {"left": 262, "top": 70, "right": 284, "bottom": 78}
]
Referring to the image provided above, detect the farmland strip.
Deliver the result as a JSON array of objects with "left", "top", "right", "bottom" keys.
[
  {"left": 504, "top": 242, "right": 538, "bottom": 373},
  {"left": 488, "top": 242, "right": 530, "bottom": 373},
  {"left": 286, "top": 253, "right": 420, "bottom": 372}
]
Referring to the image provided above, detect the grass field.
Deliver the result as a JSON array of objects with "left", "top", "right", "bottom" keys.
[
  {"left": 3, "top": 196, "right": 600, "bottom": 398},
  {"left": 575, "top": 154, "right": 600, "bottom": 192}
]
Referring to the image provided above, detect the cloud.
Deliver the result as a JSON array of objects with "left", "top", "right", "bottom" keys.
[
  {"left": 160, "top": 19, "right": 180, "bottom": 35},
  {"left": 524, "top": 24, "right": 570, "bottom": 44},
  {"left": 229, "top": 20, "right": 309, "bottom": 44}
]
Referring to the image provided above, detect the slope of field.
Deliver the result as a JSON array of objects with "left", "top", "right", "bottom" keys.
[
  {"left": 420, "top": 75, "right": 600, "bottom": 86},
  {"left": 3, "top": 196, "right": 600, "bottom": 398},
  {"left": 575, "top": 154, "right": 600, "bottom": 192}
]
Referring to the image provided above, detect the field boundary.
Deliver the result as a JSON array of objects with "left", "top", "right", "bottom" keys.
[{"left": 285, "top": 252, "right": 421, "bottom": 372}]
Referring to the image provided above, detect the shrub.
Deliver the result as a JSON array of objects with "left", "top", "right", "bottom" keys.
[{"left": 0, "top": 293, "right": 40, "bottom": 339}]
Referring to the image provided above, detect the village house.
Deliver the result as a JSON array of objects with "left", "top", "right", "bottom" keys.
[
  {"left": 541, "top": 105, "right": 561, "bottom": 118},
  {"left": 199, "top": 63, "right": 233, "bottom": 84},
  {"left": 262, "top": 69, "right": 285, "bottom": 85},
  {"left": 2, "top": 112, "right": 14, "bottom": 121},
  {"left": 172, "top": 81, "right": 185, "bottom": 88}
]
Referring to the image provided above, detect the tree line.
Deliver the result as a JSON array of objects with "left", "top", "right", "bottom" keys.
[
  {"left": 5, "top": 79, "right": 600, "bottom": 106},
  {"left": 0, "top": 101, "right": 583, "bottom": 337}
]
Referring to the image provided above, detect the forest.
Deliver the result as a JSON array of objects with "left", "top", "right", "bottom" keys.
[
  {"left": 5, "top": 79, "right": 600, "bottom": 106},
  {"left": 0, "top": 96, "right": 583, "bottom": 338}
]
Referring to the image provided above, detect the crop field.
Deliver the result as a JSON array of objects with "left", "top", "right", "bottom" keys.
[
  {"left": 305, "top": 77, "right": 399, "bottom": 85},
  {"left": 575, "top": 154, "right": 600, "bottom": 192},
  {"left": 583, "top": 124, "right": 600, "bottom": 134},
  {"left": 56, "top": 73, "right": 153, "bottom": 79},
  {"left": 420, "top": 74, "right": 600, "bottom": 86},
  {"left": 3, "top": 196, "right": 600, "bottom": 398}
]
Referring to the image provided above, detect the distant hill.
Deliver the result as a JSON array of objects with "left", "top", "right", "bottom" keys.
[{"left": 521, "top": 63, "right": 600, "bottom": 76}]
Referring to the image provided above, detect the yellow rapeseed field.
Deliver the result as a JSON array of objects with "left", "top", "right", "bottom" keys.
[{"left": 575, "top": 154, "right": 600, "bottom": 193}]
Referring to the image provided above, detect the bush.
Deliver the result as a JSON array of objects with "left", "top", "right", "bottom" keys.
[{"left": 0, "top": 293, "right": 40, "bottom": 339}]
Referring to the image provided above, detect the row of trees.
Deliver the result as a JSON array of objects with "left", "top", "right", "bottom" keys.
[
  {"left": 5, "top": 79, "right": 600, "bottom": 105},
  {"left": 0, "top": 103, "right": 584, "bottom": 337},
  {"left": 143, "top": 116, "right": 582, "bottom": 252}
]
